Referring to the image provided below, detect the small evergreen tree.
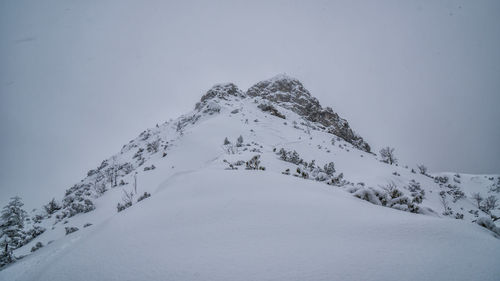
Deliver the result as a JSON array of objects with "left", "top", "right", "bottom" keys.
[
  {"left": 236, "top": 135, "right": 244, "bottom": 147},
  {"left": 278, "top": 148, "right": 287, "bottom": 161},
  {"left": 223, "top": 137, "right": 230, "bottom": 145},
  {"left": 289, "top": 150, "right": 301, "bottom": 164},
  {"left": 245, "top": 155, "right": 262, "bottom": 170},
  {"left": 0, "top": 238, "right": 15, "bottom": 268},
  {"left": 0, "top": 196, "right": 28, "bottom": 249},
  {"left": 323, "top": 162, "right": 336, "bottom": 176}
]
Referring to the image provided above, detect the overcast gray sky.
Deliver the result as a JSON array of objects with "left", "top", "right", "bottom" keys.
[{"left": 1, "top": 0, "right": 499, "bottom": 209}]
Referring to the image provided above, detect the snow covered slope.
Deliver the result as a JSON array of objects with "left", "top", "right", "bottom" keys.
[{"left": 1, "top": 75, "right": 499, "bottom": 280}]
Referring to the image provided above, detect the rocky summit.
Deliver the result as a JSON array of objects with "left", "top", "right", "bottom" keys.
[{"left": 199, "top": 74, "right": 371, "bottom": 152}]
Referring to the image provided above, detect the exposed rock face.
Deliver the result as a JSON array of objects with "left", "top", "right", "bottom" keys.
[
  {"left": 194, "top": 75, "right": 370, "bottom": 153},
  {"left": 196, "top": 83, "right": 245, "bottom": 110},
  {"left": 247, "top": 74, "right": 321, "bottom": 116},
  {"left": 247, "top": 75, "right": 371, "bottom": 152}
]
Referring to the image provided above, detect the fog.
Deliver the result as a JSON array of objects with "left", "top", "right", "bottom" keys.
[{"left": 1, "top": 0, "right": 499, "bottom": 209}]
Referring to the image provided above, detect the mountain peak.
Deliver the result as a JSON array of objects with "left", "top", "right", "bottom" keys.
[
  {"left": 192, "top": 75, "right": 370, "bottom": 152},
  {"left": 2, "top": 73, "right": 499, "bottom": 281},
  {"left": 267, "top": 73, "right": 302, "bottom": 83},
  {"left": 247, "top": 74, "right": 312, "bottom": 100},
  {"left": 247, "top": 75, "right": 371, "bottom": 152}
]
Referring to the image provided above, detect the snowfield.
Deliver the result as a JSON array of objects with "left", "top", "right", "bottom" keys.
[
  {"left": 3, "top": 170, "right": 500, "bottom": 281},
  {"left": 1, "top": 75, "right": 499, "bottom": 280}
]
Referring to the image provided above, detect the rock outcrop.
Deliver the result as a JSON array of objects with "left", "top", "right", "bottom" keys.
[{"left": 247, "top": 74, "right": 371, "bottom": 152}]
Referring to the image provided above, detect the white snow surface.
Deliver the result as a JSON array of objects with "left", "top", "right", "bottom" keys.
[{"left": 1, "top": 90, "right": 499, "bottom": 281}]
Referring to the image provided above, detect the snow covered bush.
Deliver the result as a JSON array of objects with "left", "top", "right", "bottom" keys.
[
  {"left": 93, "top": 182, "right": 107, "bottom": 197},
  {"left": 116, "top": 202, "right": 131, "bottom": 212},
  {"left": 407, "top": 180, "right": 425, "bottom": 204},
  {"left": 246, "top": 155, "right": 265, "bottom": 170},
  {"left": 223, "top": 159, "right": 246, "bottom": 170},
  {"left": 294, "top": 167, "right": 309, "bottom": 179},
  {"left": 43, "top": 198, "right": 61, "bottom": 215},
  {"left": 353, "top": 187, "right": 385, "bottom": 206},
  {"left": 490, "top": 177, "right": 500, "bottom": 193},
  {"left": 480, "top": 196, "right": 499, "bottom": 214},
  {"left": 57, "top": 183, "right": 97, "bottom": 220},
  {"left": 117, "top": 190, "right": 134, "bottom": 212},
  {"left": 119, "top": 162, "right": 134, "bottom": 175},
  {"left": 417, "top": 164, "right": 428, "bottom": 175},
  {"left": 434, "top": 176, "right": 449, "bottom": 184},
  {"left": 61, "top": 197, "right": 95, "bottom": 218},
  {"left": 311, "top": 168, "right": 329, "bottom": 182},
  {"left": 328, "top": 173, "right": 345, "bottom": 187},
  {"left": 146, "top": 138, "right": 161, "bottom": 153},
  {"left": 223, "top": 159, "right": 237, "bottom": 170},
  {"left": 65, "top": 227, "right": 79, "bottom": 235},
  {"left": 22, "top": 226, "right": 46, "bottom": 246},
  {"left": 137, "top": 192, "right": 151, "bottom": 202},
  {"left": 383, "top": 183, "right": 407, "bottom": 208},
  {"left": 277, "top": 149, "right": 345, "bottom": 187},
  {"left": 143, "top": 165, "right": 156, "bottom": 171},
  {"left": 30, "top": 242, "right": 43, "bottom": 252},
  {"left": 133, "top": 148, "right": 144, "bottom": 159},
  {"left": 445, "top": 184, "right": 465, "bottom": 203},
  {"left": 277, "top": 148, "right": 303, "bottom": 165},
  {"left": 384, "top": 182, "right": 421, "bottom": 213},
  {"left": 439, "top": 192, "right": 453, "bottom": 216},
  {"left": 31, "top": 214, "right": 43, "bottom": 224},
  {"left": 278, "top": 148, "right": 287, "bottom": 160},
  {"left": 353, "top": 182, "right": 422, "bottom": 214},
  {"left": 323, "top": 162, "right": 336, "bottom": 176},
  {"left": 469, "top": 209, "right": 479, "bottom": 217}
]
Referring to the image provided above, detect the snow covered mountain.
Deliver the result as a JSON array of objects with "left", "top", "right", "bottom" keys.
[{"left": 1, "top": 75, "right": 499, "bottom": 281}]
